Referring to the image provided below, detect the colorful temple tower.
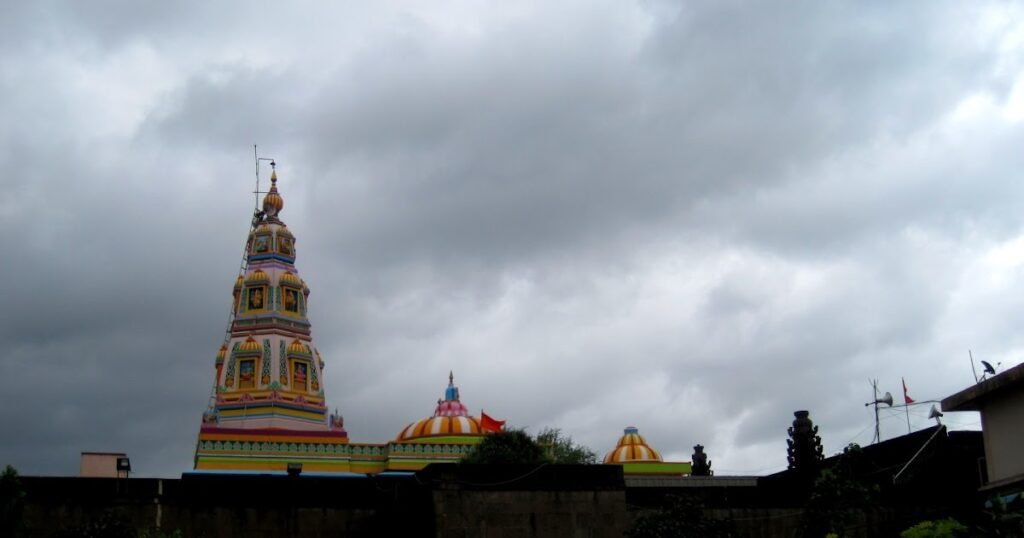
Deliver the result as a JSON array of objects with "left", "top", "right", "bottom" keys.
[
  {"left": 194, "top": 166, "right": 351, "bottom": 473},
  {"left": 193, "top": 166, "right": 488, "bottom": 474}
]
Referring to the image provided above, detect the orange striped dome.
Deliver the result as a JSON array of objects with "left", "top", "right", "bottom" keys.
[
  {"left": 603, "top": 426, "right": 663, "bottom": 463},
  {"left": 263, "top": 169, "right": 284, "bottom": 214},
  {"left": 397, "top": 415, "right": 482, "bottom": 441},
  {"left": 396, "top": 372, "right": 483, "bottom": 441}
]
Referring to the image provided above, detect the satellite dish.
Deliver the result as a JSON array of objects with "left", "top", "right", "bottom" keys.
[
  {"left": 928, "top": 405, "right": 943, "bottom": 420},
  {"left": 878, "top": 392, "right": 894, "bottom": 407},
  {"left": 981, "top": 361, "right": 997, "bottom": 375}
]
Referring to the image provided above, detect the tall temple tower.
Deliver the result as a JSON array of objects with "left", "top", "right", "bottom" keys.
[
  {"left": 194, "top": 165, "right": 350, "bottom": 473},
  {"left": 193, "top": 163, "right": 495, "bottom": 474}
]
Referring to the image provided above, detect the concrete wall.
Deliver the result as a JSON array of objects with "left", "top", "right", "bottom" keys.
[{"left": 980, "top": 387, "right": 1024, "bottom": 484}]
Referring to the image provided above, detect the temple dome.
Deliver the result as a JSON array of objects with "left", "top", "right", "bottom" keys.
[
  {"left": 396, "top": 372, "right": 482, "bottom": 441},
  {"left": 245, "top": 269, "right": 269, "bottom": 284},
  {"left": 280, "top": 271, "right": 302, "bottom": 287},
  {"left": 603, "top": 426, "right": 663, "bottom": 463},
  {"left": 233, "top": 276, "right": 244, "bottom": 290},
  {"left": 287, "top": 339, "right": 311, "bottom": 355},
  {"left": 238, "top": 337, "right": 261, "bottom": 353},
  {"left": 263, "top": 169, "right": 284, "bottom": 215}
]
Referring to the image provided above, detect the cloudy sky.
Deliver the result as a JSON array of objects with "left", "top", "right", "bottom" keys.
[{"left": 2, "top": 1, "right": 1023, "bottom": 477}]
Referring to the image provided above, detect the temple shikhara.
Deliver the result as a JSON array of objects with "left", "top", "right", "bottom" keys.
[{"left": 193, "top": 164, "right": 691, "bottom": 475}]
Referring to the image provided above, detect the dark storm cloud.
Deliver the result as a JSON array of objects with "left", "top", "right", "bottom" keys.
[{"left": 2, "top": 1, "right": 1022, "bottom": 476}]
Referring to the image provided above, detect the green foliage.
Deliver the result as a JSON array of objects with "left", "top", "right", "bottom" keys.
[
  {"left": 536, "top": 427, "right": 597, "bottom": 464},
  {"left": 1, "top": 465, "right": 26, "bottom": 538},
  {"left": 139, "top": 529, "right": 184, "bottom": 538},
  {"left": 53, "top": 510, "right": 136, "bottom": 538},
  {"left": 626, "top": 495, "right": 731, "bottom": 538},
  {"left": 900, "top": 518, "right": 968, "bottom": 538},
  {"left": 799, "top": 443, "right": 878, "bottom": 538},
  {"left": 462, "top": 429, "right": 547, "bottom": 465}
]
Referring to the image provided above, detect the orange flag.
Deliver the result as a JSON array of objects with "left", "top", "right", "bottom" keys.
[
  {"left": 902, "top": 378, "right": 915, "bottom": 404},
  {"left": 480, "top": 410, "right": 506, "bottom": 433}
]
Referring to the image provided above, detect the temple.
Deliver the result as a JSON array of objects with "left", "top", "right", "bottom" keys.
[{"left": 193, "top": 166, "right": 485, "bottom": 474}]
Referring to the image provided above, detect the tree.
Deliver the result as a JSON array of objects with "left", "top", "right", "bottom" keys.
[
  {"left": 0, "top": 465, "right": 25, "bottom": 538},
  {"left": 626, "top": 495, "right": 731, "bottom": 538},
  {"left": 462, "top": 429, "right": 547, "bottom": 465},
  {"left": 536, "top": 428, "right": 597, "bottom": 464},
  {"left": 901, "top": 518, "right": 968, "bottom": 538},
  {"left": 799, "top": 443, "right": 878, "bottom": 538}
]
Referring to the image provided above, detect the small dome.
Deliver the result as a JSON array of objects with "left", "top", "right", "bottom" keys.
[
  {"left": 233, "top": 276, "right": 244, "bottom": 290},
  {"left": 397, "top": 416, "right": 481, "bottom": 441},
  {"left": 245, "top": 269, "right": 269, "bottom": 284},
  {"left": 603, "top": 426, "right": 664, "bottom": 464},
  {"left": 287, "top": 339, "right": 311, "bottom": 355},
  {"left": 395, "top": 372, "right": 482, "bottom": 441},
  {"left": 263, "top": 169, "right": 284, "bottom": 215},
  {"left": 238, "top": 337, "right": 261, "bottom": 353},
  {"left": 279, "top": 271, "right": 302, "bottom": 287},
  {"left": 216, "top": 344, "right": 228, "bottom": 360}
]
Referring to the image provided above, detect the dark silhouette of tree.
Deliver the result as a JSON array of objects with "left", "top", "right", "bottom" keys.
[
  {"left": 536, "top": 428, "right": 597, "bottom": 464},
  {"left": 799, "top": 443, "right": 878, "bottom": 537},
  {"left": 0, "top": 465, "right": 25, "bottom": 538},
  {"left": 627, "top": 495, "right": 731, "bottom": 538},
  {"left": 462, "top": 429, "right": 547, "bottom": 465}
]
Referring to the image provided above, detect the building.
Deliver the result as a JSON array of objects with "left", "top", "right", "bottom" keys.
[
  {"left": 80, "top": 452, "right": 130, "bottom": 478},
  {"left": 193, "top": 166, "right": 488, "bottom": 474},
  {"left": 942, "top": 361, "right": 1024, "bottom": 496}
]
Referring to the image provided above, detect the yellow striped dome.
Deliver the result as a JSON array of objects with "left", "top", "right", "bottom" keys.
[
  {"left": 263, "top": 169, "right": 284, "bottom": 214},
  {"left": 287, "top": 339, "right": 311, "bottom": 355},
  {"left": 216, "top": 344, "right": 228, "bottom": 360},
  {"left": 603, "top": 426, "right": 663, "bottom": 463},
  {"left": 279, "top": 271, "right": 302, "bottom": 287},
  {"left": 397, "top": 415, "right": 481, "bottom": 441},
  {"left": 238, "top": 337, "right": 262, "bottom": 353},
  {"left": 245, "top": 269, "right": 269, "bottom": 284},
  {"left": 233, "top": 275, "right": 244, "bottom": 290}
]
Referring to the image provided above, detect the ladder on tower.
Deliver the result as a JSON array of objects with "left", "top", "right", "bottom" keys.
[{"left": 205, "top": 148, "right": 275, "bottom": 413}]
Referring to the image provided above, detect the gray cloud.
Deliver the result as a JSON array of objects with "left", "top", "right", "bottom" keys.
[{"left": 1, "top": 0, "right": 1021, "bottom": 477}]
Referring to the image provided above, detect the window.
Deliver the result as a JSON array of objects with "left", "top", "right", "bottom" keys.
[
  {"left": 247, "top": 286, "right": 266, "bottom": 311},
  {"left": 292, "top": 360, "right": 310, "bottom": 392},
  {"left": 283, "top": 288, "right": 300, "bottom": 313},
  {"left": 239, "top": 359, "right": 256, "bottom": 389},
  {"left": 278, "top": 237, "right": 294, "bottom": 256},
  {"left": 253, "top": 235, "right": 271, "bottom": 253}
]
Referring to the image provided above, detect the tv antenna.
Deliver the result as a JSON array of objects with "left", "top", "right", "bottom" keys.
[
  {"left": 864, "top": 379, "right": 893, "bottom": 444},
  {"left": 970, "top": 350, "right": 1000, "bottom": 383}
]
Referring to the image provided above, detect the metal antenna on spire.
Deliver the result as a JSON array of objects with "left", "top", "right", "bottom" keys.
[{"left": 205, "top": 147, "right": 277, "bottom": 415}]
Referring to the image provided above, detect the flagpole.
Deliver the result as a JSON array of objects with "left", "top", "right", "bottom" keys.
[{"left": 902, "top": 377, "right": 911, "bottom": 433}]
